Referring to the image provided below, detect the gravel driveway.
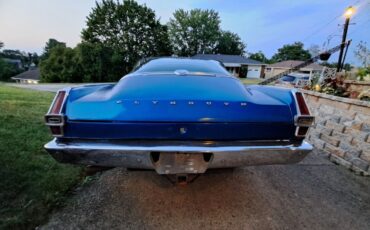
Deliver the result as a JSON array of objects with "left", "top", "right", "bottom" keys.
[{"left": 41, "top": 149, "right": 370, "bottom": 230}]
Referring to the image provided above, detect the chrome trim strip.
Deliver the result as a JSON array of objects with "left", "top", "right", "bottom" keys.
[
  {"left": 44, "top": 139, "right": 312, "bottom": 172},
  {"left": 46, "top": 139, "right": 311, "bottom": 152}
]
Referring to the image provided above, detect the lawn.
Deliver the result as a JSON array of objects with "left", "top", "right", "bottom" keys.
[
  {"left": 240, "top": 78, "right": 263, "bottom": 85},
  {"left": 0, "top": 84, "right": 82, "bottom": 229}
]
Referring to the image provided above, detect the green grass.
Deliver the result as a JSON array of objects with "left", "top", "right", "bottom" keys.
[
  {"left": 0, "top": 84, "right": 82, "bottom": 229},
  {"left": 240, "top": 78, "right": 263, "bottom": 85}
]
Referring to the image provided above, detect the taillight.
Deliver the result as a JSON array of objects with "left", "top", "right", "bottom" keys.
[
  {"left": 294, "top": 92, "right": 314, "bottom": 138},
  {"left": 295, "top": 92, "right": 310, "bottom": 115},
  {"left": 45, "top": 90, "right": 68, "bottom": 137},
  {"left": 50, "top": 91, "right": 66, "bottom": 114}
]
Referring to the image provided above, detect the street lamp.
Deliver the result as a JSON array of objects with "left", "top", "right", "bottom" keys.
[
  {"left": 344, "top": 6, "right": 354, "bottom": 18},
  {"left": 337, "top": 6, "right": 355, "bottom": 72}
]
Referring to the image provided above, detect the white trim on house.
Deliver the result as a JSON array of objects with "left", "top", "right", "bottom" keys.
[
  {"left": 223, "top": 63, "right": 241, "bottom": 67},
  {"left": 11, "top": 77, "right": 39, "bottom": 84}
]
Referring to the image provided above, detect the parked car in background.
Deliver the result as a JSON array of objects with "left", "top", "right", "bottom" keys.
[
  {"left": 276, "top": 73, "right": 311, "bottom": 88},
  {"left": 44, "top": 58, "right": 314, "bottom": 183}
]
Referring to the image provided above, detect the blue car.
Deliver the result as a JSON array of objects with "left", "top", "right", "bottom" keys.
[
  {"left": 44, "top": 58, "right": 314, "bottom": 182},
  {"left": 277, "top": 74, "right": 311, "bottom": 88}
]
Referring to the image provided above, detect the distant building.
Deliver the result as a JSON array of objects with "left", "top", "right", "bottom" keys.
[
  {"left": 265, "top": 60, "right": 324, "bottom": 78},
  {"left": 192, "top": 54, "right": 266, "bottom": 79},
  {"left": 2, "top": 58, "right": 23, "bottom": 69},
  {"left": 11, "top": 68, "right": 40, "bottom": 84}
]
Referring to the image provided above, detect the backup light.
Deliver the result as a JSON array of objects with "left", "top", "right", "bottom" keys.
[{"left": 295, "top": 116, "right": 315, "bottom": 127}]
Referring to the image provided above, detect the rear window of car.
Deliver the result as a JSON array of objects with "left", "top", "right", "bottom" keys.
[{"left": 134, "top": 58, "right": 230, "bottom": 75}]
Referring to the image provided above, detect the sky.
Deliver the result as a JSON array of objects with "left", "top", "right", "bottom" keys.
[{"left": 0, "top": 0, "right": 369, "bottom": 65}]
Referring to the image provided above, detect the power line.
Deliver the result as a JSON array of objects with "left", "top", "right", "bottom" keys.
[{"left": 301, "top": 15, "right": 341, "bottom": 42}]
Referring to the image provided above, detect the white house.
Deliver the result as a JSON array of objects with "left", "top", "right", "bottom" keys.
[
  {"left": 192, "top": 54, "right": 266, "bottom": 79},
  {"left": 11, "top": 68, "right": 40, "bottom": 84}
]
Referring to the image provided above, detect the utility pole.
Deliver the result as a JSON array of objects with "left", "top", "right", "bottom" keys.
[{"left": 337, "top": 6, "right": 354, "bottom": 72}]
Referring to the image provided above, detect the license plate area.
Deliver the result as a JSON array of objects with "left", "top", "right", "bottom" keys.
[{"left": 151, "top": 152, "right": 213, "bottom": 174}]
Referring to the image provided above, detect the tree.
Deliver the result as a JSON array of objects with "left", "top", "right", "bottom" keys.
[
  {"left": 42, "top": 38, "right": 66, "bottom": 59},
  {"left": 0, "top": 49, "right": 24, "bottom": 60},
  {"left": 75, "top": 42, "right": 124, "bottom": 82},
  {"left": 0, "top": 41, "right": 3, "bottom": 50},
  {"left": 249, "top": 51, "right": 269, "bottom": 63},
  {"left": 81, "top": 0, "right": 171, "bottom": 74},
  {"left": 214, "top": 31, "right": 245, "bottom": 55},
  {"left": 168, "top": 9, "right": 221, "bottom": 56},
  {"left": 354, "top": 41, "right": 370, "bottom": 67},
  {"left": 0, "top": 59, "right": 22, "bottom": 81},
  {"left": 40, "top": 45, "right": 80, "bottom": 83},
  {"left": 39, "top": 42, "right": 129, "bottom": 83},
  {"left": 271, "top": 42, "right": 311, "bottom": 63},
  {"left": 31, "top": 53, "right": 40, "bottom": 66}
]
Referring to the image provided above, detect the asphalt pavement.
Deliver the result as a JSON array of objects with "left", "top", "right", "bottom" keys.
[{"left": 41, "top": 149, "right": 370, "bottom": 230}]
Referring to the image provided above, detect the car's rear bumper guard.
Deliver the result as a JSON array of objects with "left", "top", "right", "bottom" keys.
[{"left": 44, "top": 139, "right": 312, "bottom": 174}]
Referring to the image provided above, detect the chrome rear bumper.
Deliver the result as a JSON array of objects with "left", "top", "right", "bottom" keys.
[{"left": 44, "top": 139, "right": 312, "bottom": 174}]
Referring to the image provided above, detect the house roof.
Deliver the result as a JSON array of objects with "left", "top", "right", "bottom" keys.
[
  {"left": 11, "top": 68, "right": 40, "bottom": 81},
  {"left": 192, "top": 54, "right": 265, "bottom": 65},
  {"left": 267, "top": 60, "right": 324, "bottom": 71}
]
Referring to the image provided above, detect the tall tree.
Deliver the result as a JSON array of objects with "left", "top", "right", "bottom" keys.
[
  {"left": 75, "top": 42, "right": 124, "bottom": 82},
  {"left": 214, "top": 31, "right": 246, "bottom": 55},
  {"left": 249, "top": 51, "right": 269, "bottom": 63},
  {"left": 81, "top": 0, "right": 171, "bottom": 74},
  {"left": 168, "top": 9, "right": 221, "bottom": 56},
  {"left": 271, "top": 42, "right": 311, "bottom": 63},
  {"left": 42, "top": 38, "right": 66, "bottom": 59},
  {"left": 0, "top": 41, "right": 3, "bottom": 49}
]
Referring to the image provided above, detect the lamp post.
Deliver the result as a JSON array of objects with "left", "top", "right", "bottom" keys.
[{"left": 337, "top": 6, "right": 354, "bottom": 72}]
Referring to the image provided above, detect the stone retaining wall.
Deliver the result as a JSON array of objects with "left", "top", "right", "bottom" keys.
[
  {"left": 344, "top": 80, "right": 370, "bottom": 99},
  {"left": 302, "top": 90, "right": 370, "bottom": 176}
]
